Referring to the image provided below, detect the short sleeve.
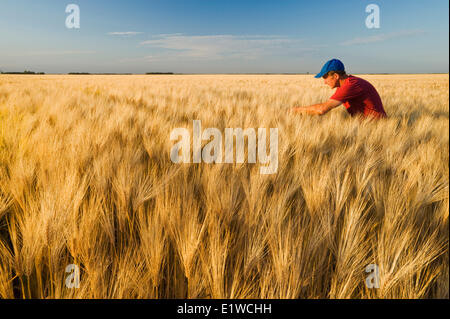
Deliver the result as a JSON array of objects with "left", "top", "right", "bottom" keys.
[{"left": 331, "top": 80, "right": 363, "bottom": 102}]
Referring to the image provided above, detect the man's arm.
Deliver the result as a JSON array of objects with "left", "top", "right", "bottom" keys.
[{"left": 290, "top": 99, "right": 342, "bottom": 116}]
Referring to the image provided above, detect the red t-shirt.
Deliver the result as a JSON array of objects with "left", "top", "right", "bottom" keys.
[{"left": 331, "top": 75, "right": 387, "bottom": 118}]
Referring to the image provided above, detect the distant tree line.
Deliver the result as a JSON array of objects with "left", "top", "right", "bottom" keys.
[
  {"left": 67, "top": 72, "right": 175, "bottom": 75},
  {"left": 1, "top": 70, "right": 45, "bottom": 74},
  {"left": 0, "top": 71, "right": 175, "bottom": 75}
]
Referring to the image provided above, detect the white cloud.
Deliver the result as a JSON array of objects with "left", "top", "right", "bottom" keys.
[
  {"left": 139, "top": 34, "right": 318, "bottom": 61},
  {"left": 108, "top": 32, "right": 143, "bottom": 36},
  {"left": 340, "top": 30, "right": 425, "bottom": 46}
]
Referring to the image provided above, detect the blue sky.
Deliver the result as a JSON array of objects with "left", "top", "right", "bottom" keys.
[{"left": 0, "top": 0, "right": 448, "bottom": 73}]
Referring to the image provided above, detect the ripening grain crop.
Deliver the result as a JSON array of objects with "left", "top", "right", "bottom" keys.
[{"left": 0, "top": 74, "right": 448, "bottom": 299}]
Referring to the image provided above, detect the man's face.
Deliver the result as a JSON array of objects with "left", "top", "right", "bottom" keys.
[{"left": 323, "top": 73, "right": 339, "bottom": 89}]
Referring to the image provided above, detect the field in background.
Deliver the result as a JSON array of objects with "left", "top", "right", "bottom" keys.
[{"left": 0, "top": 74, "right": 448, "bottom": 298}]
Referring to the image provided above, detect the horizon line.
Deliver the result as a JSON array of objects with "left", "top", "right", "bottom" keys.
[{"left": 1, "top": 72, "right": 449, "bottom": 75}]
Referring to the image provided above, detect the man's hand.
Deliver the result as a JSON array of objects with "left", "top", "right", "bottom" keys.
[{"left": 290, "top": 99, "right": 342, "bottom": 116}]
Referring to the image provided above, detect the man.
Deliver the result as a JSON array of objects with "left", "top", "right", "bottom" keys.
[{"left": 291, "top": 59, "right": 387, "bottom": 119}]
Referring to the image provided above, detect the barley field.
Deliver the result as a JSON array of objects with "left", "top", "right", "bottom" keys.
[{"left": 0, "top": 74, "right": 448, "bottom": 299}]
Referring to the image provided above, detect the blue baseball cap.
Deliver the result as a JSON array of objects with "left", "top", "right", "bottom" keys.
[{"left": 314, "top": 59, "right": 345, "bottom": 78}]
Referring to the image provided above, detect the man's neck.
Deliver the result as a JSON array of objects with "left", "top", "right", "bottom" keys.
[{"left": 338, "top": 75, "right": 349, "bottom": 87}]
